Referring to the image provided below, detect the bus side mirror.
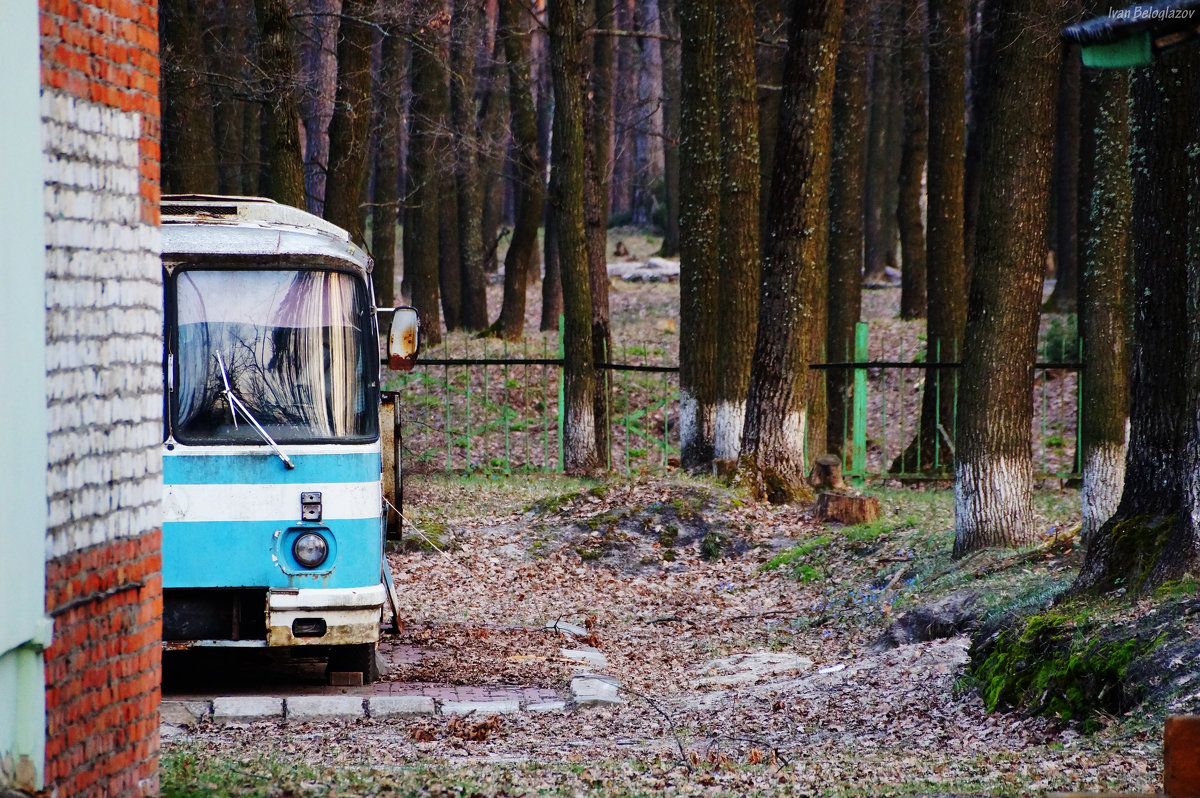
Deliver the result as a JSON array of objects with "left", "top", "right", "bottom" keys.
[{"left": 387, "top": 306, "right": 420, "bottom": 371}]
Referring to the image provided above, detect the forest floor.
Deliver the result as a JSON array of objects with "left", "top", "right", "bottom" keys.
[
  {"left": 162, "top": 473, "right": 1188, "bottom": 796},
  {"left": 159, "top": 241, "right": 1189, "bottom": 795}
]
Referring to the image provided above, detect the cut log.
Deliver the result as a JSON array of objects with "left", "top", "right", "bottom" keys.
[
  {"left": 815, "top": 492, "right": 879, "bottom": 525},
  {"left": 808, "top": 453, "right": 847, "bottom": 489}
]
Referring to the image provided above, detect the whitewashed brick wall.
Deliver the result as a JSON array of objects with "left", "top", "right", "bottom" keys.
[{"left": 42, "top": 90, "right": 163, "bottom": 560}]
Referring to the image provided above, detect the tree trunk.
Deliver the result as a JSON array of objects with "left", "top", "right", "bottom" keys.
[
  {"left": 1072, "top": 47, "right": 1198, "bottom": 592},
  {"left": 438, "top": 160, "right": 462, "bottom": 330},
  {"left": 897, "top": 0, "right": 927, "bottom": 320},
  {"left": 549, "top": 0, "right": 599, "bottom": 474},
  {"left": 677, "top": 0, "right": 721, "bottom": 470},
  {"left": 203, "top": 0, "right": 253, "bottom": 197},
  {"left": 492, "top": 0, "right": 545, "bottom": 341},
  {"left": 324, "top": 0, "right": 374, "bottom": 244},
  {"left": 161, "top": 0, "right": 219, "bottom": 194},
  {"left": 609, "top": 0, "right": 637, "bottom": 223},
  {"left": 542, "top": 209, "right": 564, "bottom": 330},
  {"left": 297, "top": 0, "right": 341, "bottom": 214},
  {"left": 405, "top": 3, "right": 448, "bottom": 346},
  {"left": 584, "top": 0, "right": 615, "bottom": 466},
  {"left": 451, "top": 0, "right": 490, "bottom": 330},
  {"left": 953, "top": 0, "right": 1062, "bottom": 558},
  {"left": 863, "top": 0, "right": 902, "bottom": 283},
  {"left": 657, "top": 0, "right": 681, "bottom": 257},
  {"left": 479, "top": 29, "right": 508, "bottom": 277},
  {"left": 736, "top": 0, "right": 843, "bottom": 504},
  {"left": 1077, "top": 41, "right": 1131, "bottom": 543},
  {"left": 1044, "top": 5, "right": 1082, "bottom": 313},
  {"left": 371, "top": 15, "right": 406, "bottom": 308},
  {"left": 711, "top": 0, "right": 760, "bottom": 465},
  {"left": 633, "top": 0, "right": 664, "bottom": 228},
  {"left": 254, "top": 0, "right": 307, "bottom": 208},
  {"left": 755, "top": 0, "right": 788, "bottom": 247},
  {"left": 538, "top": 18, "right": 563, "bottom": 332},
  {"left": 891, "top": 0, "right": 967, "bottom": 474},
  {"left": 825, "top": 0, "right": 871, "bottom": 457},
  {"left": 962, "top": 0, "right": 998, "bottom": 289}
]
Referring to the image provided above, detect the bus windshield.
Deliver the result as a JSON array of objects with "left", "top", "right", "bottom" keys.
[{"left": 173, "top": 268, "right": 376, "bottom": 444}]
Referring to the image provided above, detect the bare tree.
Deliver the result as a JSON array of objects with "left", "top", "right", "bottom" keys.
[
  {"left": 371, "top": 11, "right": 407, "bottom": 307},
  {"left": 450, "top": 0, "right": 490, "bottom": 330},
  {"left": 584, "top": 0, "right": 615, "bottom": 464},
  {"left": 891, "top": 0, "right": 968, "bottom": 474},
  {"left": 490, "top": 0, "right": 545, "bottom": 340},
  {"left": 953, "top": 0, "right": 1064, "bottom": 557},
  {"left": 826, "top": 0, "right": 872, "bottom": 457},
  {"left": 1073, "top": 44, "right": 1198, "bottom": 592},
  {"left": 324, "top": 0, "right": 375, "bottom": 243},
  {"left": 736, "top": 0, "right": 844, "bottom": 503},
  {"left": 1077, "top": 29, "right": 1132, "bottom": 541},
  {"left": 677, "top": 0, "right": 720, "bottom": 470},
  {"left": 897, "top": 0, "right": 927, "bottom": 320},
  {"left": 657, "top": 0, "right": 681, "bottom": 256},
  {"left": 254, "top": 0, "right": 306, "bottom": 208},
  {"left": 405, "top": 0, "right": 448, "bottom": 345},
  {"left": 549, "top": 0, "right": 599, "bottom": 473},
  {"left": 161, "top": 0, "right": 220, "bottom": 194},
  {"left": 713, "top": 0, "right": 760, "bottom": 465}
]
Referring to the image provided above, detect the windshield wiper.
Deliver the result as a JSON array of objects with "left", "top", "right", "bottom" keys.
[{"left": 214, "top": 352, "right": 296, "bottom": 470}]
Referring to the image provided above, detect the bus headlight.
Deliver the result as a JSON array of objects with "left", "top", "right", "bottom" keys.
[{"left": 293, "top": 532, "right": 329, "bottom": 569}]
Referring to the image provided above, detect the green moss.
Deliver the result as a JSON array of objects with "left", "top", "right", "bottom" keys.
[
  {"left": 658, "top": 524, "right": 679, "bottom": 548},
  {"left": 969, "top": 601, "right": 1164, "bottom": 731},
  {"left": 700, "top": 530, "right": 725, "bottom": 560},
  {"left": 761, "top": 535, "right": 833, "bottom": 572},
  {"left": 1099, "top": 514, "right": 1176, "bottom": 593}
]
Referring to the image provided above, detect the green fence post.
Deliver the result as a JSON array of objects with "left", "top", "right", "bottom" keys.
[
  {"left": 852, "top": 321, "right": 868, "bottom": 485},
  {"left": 558, "top": 313, "right": 565, "bottom": 473}
]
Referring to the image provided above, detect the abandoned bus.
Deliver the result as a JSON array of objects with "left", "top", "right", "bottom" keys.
[{"left": 160, "top": 195, "right": 416, "bottom": 681}]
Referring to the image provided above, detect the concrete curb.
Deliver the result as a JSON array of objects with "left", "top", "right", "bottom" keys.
[{"left": 163, "top": 693, "right": 564, "bottom": 727}]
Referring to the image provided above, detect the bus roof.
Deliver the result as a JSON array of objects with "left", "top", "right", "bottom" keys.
[{"left": 161, "top": 195, "right": 371, "bottom": 274}]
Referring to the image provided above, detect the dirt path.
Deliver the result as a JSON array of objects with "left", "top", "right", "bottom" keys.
[{"left": 163, "top": 475, "right": 1162, "bottom": 796}]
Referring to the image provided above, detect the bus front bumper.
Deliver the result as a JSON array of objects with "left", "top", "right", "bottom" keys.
[{"left": 266, "top": 584, "right": 385, "bottom": 647}]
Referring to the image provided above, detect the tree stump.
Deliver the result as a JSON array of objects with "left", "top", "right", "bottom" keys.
[
  {"left": 808, "top": 453, "right": 847, "bottom": 489},
  {"left": 815, "top": 492, "right": 880, "bottom": 525}
]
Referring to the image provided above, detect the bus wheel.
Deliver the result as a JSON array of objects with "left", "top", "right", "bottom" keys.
[{"left": 328, "top": 643, "right": 380, "bottom": 684}]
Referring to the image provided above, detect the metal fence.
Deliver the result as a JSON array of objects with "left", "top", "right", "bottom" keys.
[
  {"left": 386, "top": 319, "right": 1081, "bottom": 480},
  {"left": 384, "top": 321, "right": 680, "bottom": 475}
]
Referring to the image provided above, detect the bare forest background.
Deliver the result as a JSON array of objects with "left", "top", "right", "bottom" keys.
[{"left": 159, "top": 0, "right": 1200, "bottom": 593}]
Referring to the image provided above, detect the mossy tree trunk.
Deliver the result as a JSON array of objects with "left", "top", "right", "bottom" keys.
[
  {"left": 370, "top": 14, "right": 406, "bottom": 308},
  {"left": 891, "top": 0, "right": 967, "bottom": 475},
  {"left": 1077, "top": 13, "right": 1131, "bottom": 542},
  {"left": 548, "top": 0, "right": 599, "bottom": 474},
  {"left": 735, "top": 0, "right": 843, "bottom": 504},
  {"left": 952, "top": 0, "right": 1063, "bottom": 558},
  {"left": 677, "top": 0, "right": 720, "bottom": 471},
  {"left": 713, "top": 0, "right": 760, "bottom": 465},
  {"left": 826, "top": 0, "right": 871, "bottom": 458},
  {"left": 1073, "top": 46, "right": 1199, "bottom": 593}
]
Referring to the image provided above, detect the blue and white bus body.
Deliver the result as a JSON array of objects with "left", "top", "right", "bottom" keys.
[{"left": 160, "top": 196, "right": 387, "bottom": 675}]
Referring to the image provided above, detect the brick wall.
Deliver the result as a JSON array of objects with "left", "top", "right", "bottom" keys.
[{"left": 40, "top": 0, "right": 163, "bottom": 795}]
